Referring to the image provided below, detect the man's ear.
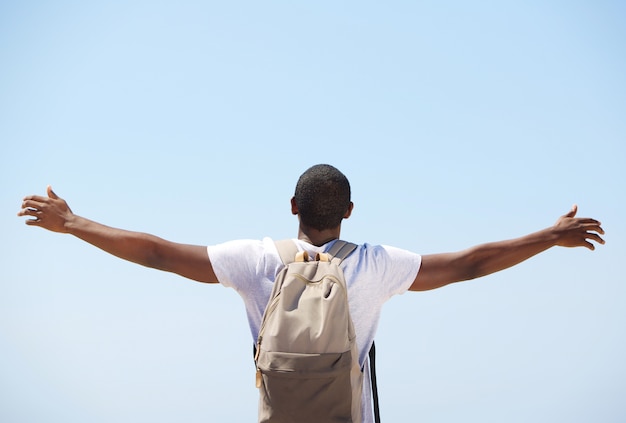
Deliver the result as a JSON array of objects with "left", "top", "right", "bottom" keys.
[
  {"left": 291, "top": 197, "right": 298, "bottom": 215},
  {"left": 344, "top": 202, "right": 354, "bottom": 219}
]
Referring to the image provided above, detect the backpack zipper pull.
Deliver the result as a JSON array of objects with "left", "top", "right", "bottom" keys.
[
  {"left": 255, "top": 368, "right": 262, "bottom": 388},
  {"left": 254, "top": 336, "right": 262, "bottom": 388}
]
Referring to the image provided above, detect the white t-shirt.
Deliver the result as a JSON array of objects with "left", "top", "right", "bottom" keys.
[{"left": 207, "top": 237, "right": 422, "bottom": 423}]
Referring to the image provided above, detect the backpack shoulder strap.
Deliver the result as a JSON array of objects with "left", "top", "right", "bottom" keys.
[
  {"left": 274, "top": 239, "right": 299, "bottom": 265},
  {"left": 327, "top": 240, "right": 357, "bottom": 264},
  {"left": 328, "top": 240, "right": 378, "bottom": 422}
]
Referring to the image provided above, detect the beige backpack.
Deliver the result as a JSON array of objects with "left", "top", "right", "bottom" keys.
[{"left": 254, "top": 239, "right": 364, "bottom": 422}]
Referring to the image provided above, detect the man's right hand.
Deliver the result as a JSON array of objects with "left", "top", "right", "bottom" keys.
[{"left": 18, "top": 186, "right": 74, "bottom": 233}]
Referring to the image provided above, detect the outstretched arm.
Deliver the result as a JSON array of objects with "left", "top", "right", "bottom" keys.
[
  {"left": 410, "top": 205, "right": 605, "bottom": 291},
  {"left": 18, "top": 186, "right": 218, "bottom": 283}
]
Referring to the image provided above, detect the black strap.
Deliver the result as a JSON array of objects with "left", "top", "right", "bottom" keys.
[{"left": 369, "top": 341, "right": 381, "bottom": 423}]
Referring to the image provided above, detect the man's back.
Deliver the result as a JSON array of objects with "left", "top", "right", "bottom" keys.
[{"left": 208, "top": 237, "right": 422, "bottom": 422}]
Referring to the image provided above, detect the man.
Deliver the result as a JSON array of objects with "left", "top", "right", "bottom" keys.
[{"left": 18, "top": 164, "right": 604, "bottom": 423}]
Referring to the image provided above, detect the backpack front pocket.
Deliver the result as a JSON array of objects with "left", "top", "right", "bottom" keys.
[{"left": 257, "top": 350, "right": 354, "bottom": 423}]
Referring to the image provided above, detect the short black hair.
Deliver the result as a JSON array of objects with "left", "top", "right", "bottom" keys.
[{"left": 294, "top": 164, "right": 351, "bottom": 230}]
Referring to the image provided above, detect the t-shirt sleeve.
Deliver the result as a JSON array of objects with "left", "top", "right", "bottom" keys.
[
  {"left": 207, "top": 238, "right": 286, "bottom": 338},
  {"left": 206, "top": 238, "right": 282, "bottom": 291},
  {"left": 343, "top": 242, "right": 421, "bottom": 302},
  {"left": 379, "top": 244, "right": 422, "bottom": 295}
]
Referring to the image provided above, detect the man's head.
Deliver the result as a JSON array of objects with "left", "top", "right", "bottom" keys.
[{"left": 292, "top": 164, "right": 353, "bottom": 231}]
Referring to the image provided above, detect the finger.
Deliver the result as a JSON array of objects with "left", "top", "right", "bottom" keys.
[
  {"left": 18, "top": 207, "right": 39, "bottom": 217},
  {"left": 575, "top": 219, "right": 602, "bottom": 228},
  {"left": 22, "top": 194, "right": 48, "bottom": 203},
  {"left": 47, "top": 185, "right": 58, "bottom": 200},
  {"left": 564, "top": 204, "right": 578, "bottom": 218},
  {"left": 585, "top": 233, "right": 605, "bottom": 245},
  {"left": 20, "top": 206, "right": 42, "bottom": 221},
  {"left": 21, "top": 198, "right": 46, "bottom": 210},
  {"left": 588, "top": 224, "right": 605, "bottom": 235},
  {"left": 577, "top": 218, "right": 602, "bottom": 226},
  {"left": 578, "top": 221, "right": 605, "bottom": 235}
]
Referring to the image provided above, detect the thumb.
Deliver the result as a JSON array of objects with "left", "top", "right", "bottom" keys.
[
  {"left": 564, "top": 204, "right": 578, "bottom": 218},
  {"left": 47, "top": 185, "right": 59, "bottom": 199}
]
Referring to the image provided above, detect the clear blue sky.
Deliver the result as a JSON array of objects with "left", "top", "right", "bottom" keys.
[{"left": 1, "top": 1, "right": 624, "bottom": 422}]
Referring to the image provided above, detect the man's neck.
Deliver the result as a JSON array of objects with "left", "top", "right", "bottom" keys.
[{"left": 297, "top": 225, "right": 341, "bottom": 247}]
